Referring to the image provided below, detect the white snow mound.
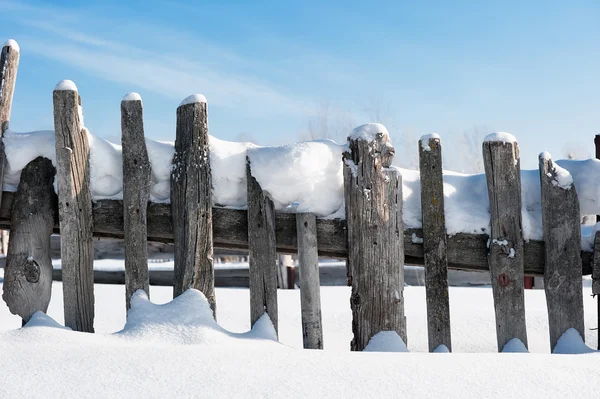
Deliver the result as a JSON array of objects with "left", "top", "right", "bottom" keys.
[{"left": 364, "top": 331, "right": 409, "bottom": 352}]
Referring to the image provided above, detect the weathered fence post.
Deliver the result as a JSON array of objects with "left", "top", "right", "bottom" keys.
[
  {"left": 171, "top": 94, "right": 215, "bottom": 315},
  {"left": 593, "top": 231, "right": 600, "bottom": 350},
  {"left": 296, "top": 212, "right": 323, "bottom": 349},
  {"left": 121, "top": 93, "right": 150, "bottom": 310},
  {"left": 539, "top": 152, "right": 584, "bottom": 351},
  {"left": 246, "top": 157, "right": 278, "bottom": 333},
  {"left": 418, "top": 134, "right": 452, "bottom": 352},
  {"left": 482, "top": 133, "right": 527, "bottom": 351},
  {"left": 343, "top": 123, "right": 406, "bottom": 351},
  {"left": 0, "top": 39, "right": 20, "bottom": 208},
  {"left": 2, "top": 157, "right": 57, "bottom": 323},
  {"left": 53, "top": 80, "right": 95, "bottom": 332}
]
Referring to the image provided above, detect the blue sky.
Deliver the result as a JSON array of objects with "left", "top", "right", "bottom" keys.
[{"left": 1, "top": 0, "right": 598, "bottom": 169}]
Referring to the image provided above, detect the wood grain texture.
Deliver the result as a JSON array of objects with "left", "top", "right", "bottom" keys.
[
  {"left": 539, "top": 154, "right": 585, "bottom": 351},
  {"left": 593, "top": 231, "right": 600, "bottom": 296},
  {"left": 171, "top": 101, "right": 215, "bottom": 314},
  {"left": 121, "top": 98, "right": 150, "bottom": 310},
  {"left": 0, "top": 42, "right": 20, "bottom": 209},
  {"left": 53, "top": 89, "right": 95, "bottom": 333},
  {"left": 418, "top": 137, "right": 452, "bottom": 352},
  {"left": 0, "top": 191, "right": 593, "bottom": 275},
  {"left": 482, "top": 140, "right": 527, "bottom": 351},
  {"left": 247, "top": 158, "right": 278, "bottom": 334},
  {"left": 344, "top": 131, "right": 406, "bottom": 351},
  {"left": 2, "top": 157, "right": 57, "bottom": 322},
  {"left": 296, "top": 213, "right": 323, "bottom": 349}
]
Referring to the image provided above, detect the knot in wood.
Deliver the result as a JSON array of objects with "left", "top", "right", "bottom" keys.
[
  {"left": 498, "top": 273, "right": 510, "bottom": 288},
  {"left": 24, "top": 259, "right": 40, "bottom": 283}
]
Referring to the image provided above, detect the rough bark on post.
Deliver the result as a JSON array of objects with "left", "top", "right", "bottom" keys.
[
  {"left": 593, "top": 231, "right": 600, "bottom": 350},
  {"left": 482, "top": 134, "right": 527, "bottom": 351},
  {"left": 2, "top": 157, "right": 57, "bottom": 323},
  {"left": 246, "top": 158, "right": 278, "bottom": 334},
  {"left": 121, "top": 93, "right": 150, "bottom": 310},
  {"left": 53, "top": 81, "right": 95, "bottom": 332},
  {"left": 539, "top": 153, "right": 585, "bottom": 351},
  {"left": 0, "top": 40, "right": 20, "bottom": 209},
  {"left": 418, "top": 134, "right": 452, "bottom": 352},
  {"left": 343, "top": 123, "right": 405, "bottom": 351},
  {"left": 296, "top": 213, "right": 323, "bottom": 349},
  {"left": 171, "top": 95, "right": 215, "bottom": 315}
]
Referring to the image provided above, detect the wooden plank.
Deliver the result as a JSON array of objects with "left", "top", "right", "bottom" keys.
[
  {"left": 344, "top": 127, "right": 406, "bottom": 351},
  {"left": 482, "top": 136, "right": 527, "bottom": 351},
  {"left": 539, "top": 153, "right": 585, "bottom": 351},
  {"left": 171, "top": 96, "right": 215, "bottom": 314},
  {"left": 0, "top": 192, "right": 594, "bottom": 276},
  {"left": 593, "top": 231, "right": 600, "bottom": 296},
  {"left": 121, "top": 93, "right": 150, "bottom": 310},
  {"left": 418, "top": 135, "right": 451, "bottom": 352},
  {"left": 246, "top": 158, "right": 278, "bottom": 333},
  {"left": 0, "top": 40, "right": 20, "bottom": 209},
  {"left": 53, "top": 81, "right": 95, "bottom": 332},
  {"left": 2, "top": 157, "right": 56, "bottom": 322},
  {"left": 296, "top": 213, "right": 324, "bottom": 349}
]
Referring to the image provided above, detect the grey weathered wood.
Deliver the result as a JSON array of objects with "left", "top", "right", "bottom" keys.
[
  {"left": 171, "top": 99, "right": 215, "bottom": 315},
  {"left": 121, "top": 95, "right": 150, "bottom": 310},
  {"left": 276, "top": 254, "right": 289, "bottom": 289},
  {"left": 246, "top": 158, "right": 278, "bottom": 334},
  {"left": 418, "top": 136, "right": 452, "bottom": 352},
  {"left": 343, "top": 129, "right": 406, "bottom": 351},
  {"left": 2, "top": 157, "right": 57, "bottom": 322},
  {"left": 0, "top": 41, "right": 20, "bottom": 210},
  {"left": 0, "top": 192, "right": 594, "bottom": 276},
  {"left": 539, "top": 153, "right": 585, "bottom": 351},
  {"left": 592, "top": 231, "right": 600, "bottom": 296},
  {"left": 53, "top": 86, "right": 95, "bottom": 332},
  {"left": 482, "top": 138, "right": 527, "bottom": 351},
  {"left": 296, "top": 213, "right": 323, "bottom": 349}
]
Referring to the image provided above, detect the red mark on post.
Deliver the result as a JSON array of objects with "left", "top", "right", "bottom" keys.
[{"left": 498, "top": 274, "right": 510, "bottom": 287}]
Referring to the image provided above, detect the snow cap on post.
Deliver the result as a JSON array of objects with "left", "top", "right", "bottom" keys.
[
  {"left": 54, "top": 80, "right": 78, "bottom": 92},
  {"left": 2, "top": 39, "right": 20, "bottom": 52},
  {"left": 179, "top": 94, "right": 207, "bottom": 107},
  {"left": 347, "top": 123, "right": 394, "bottom": 167},
  {"left": 420, "top": 133, "right": 441, "bottom": 152},
  {"left": 122, "top": 92, "right": 142, "bottom": 103},
  {"left": 484, "top": 132, "right": 517, "bottom": 144}
]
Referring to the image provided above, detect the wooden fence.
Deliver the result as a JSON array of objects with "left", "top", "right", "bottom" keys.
[{"left": 0, "top": 40, "right": 597, "bottom": 352}]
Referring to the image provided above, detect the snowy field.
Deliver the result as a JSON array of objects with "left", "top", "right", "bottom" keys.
[{"left": 1, "top": 270, "right": 599, "bottom": 398}]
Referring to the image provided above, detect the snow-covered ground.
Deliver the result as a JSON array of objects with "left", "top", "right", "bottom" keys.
[{"left": 0, "top": 270, "right": 599, "bottom": 397}]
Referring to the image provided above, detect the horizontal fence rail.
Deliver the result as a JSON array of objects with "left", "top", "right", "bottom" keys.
[{"left": 0, "top": 191, "right": 592, "bottom": 276}]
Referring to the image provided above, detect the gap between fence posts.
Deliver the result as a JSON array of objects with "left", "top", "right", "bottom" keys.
[
  {"left": 482, "top": 135, "right": 527, "bottom": 352},
  {"left": 246, "top": 157, "right": 279, "bottom": 334},
  {"left": 121, "top": 93, "right": 150, "bottom": 310},
  {"left": 0, "top": 40, "right": 20, "bottom": 210},
  {"left": 171, "top": 95, "right": 215, "bottom": 315},
  {"left": 538, "top": 153, "right": 585, "bottom": 351},
  {"left": 343, "top": 124, "right": 406, "bottom": 351},
  {"left": 53, "top": 81, "right": 95, "bottom": 333},
  {"left": 296, "top": 212, "right": 323, "bottom": 349},
  {"left": 418, "top": 134, "right": 452, "bottom": 352}
]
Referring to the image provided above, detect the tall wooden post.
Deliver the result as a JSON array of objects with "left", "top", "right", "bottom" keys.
[
  {"left": 53, "top": 80, "right": 95, "bottom": 332},
  {"left": 0, "top": 39, "right": 20, "bottom": 209},
  {"left": 418, "top": 134, "right": 452, "bottom": 352},
  {"left": 343, "top": 123, "right": 406, "bottom": 351},
  {"left": 121, "top": 93, "right": 150, "bottom": 310},
  {"left": 171, "top": 94, "right": 215, "bottom": 315},
  {"left": 482, "top": 133, "right": 527, "bottom": 351},
  {"left": 247, "top": 158, "right": 278, "bottom": 333},
  {"left": 539, "top": 152, "right": 584, "bottom": 351}
]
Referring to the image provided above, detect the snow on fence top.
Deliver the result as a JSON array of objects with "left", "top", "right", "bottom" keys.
[
  {"left": 540, "top": 152, "right": 574, "bottom": 190},
  {"left": 2, "top": 39, "right": 19, "bottom": 52},
  {"left": 348, "top": 122, "right": 389, "bottom": 141},
  {"left": 54, "top": 80, "right": 78, "bottom": 91},
  {"left": 483, "top": 132, "right": 517, "bottom": 143},
  {"left": 419, "top": 133, "right": 441, "bottom": 152},
  {"left": 122, "top": 92, "right": 142, "bottom": 102},
  {"left": 179, "top": 94, "right": 207, "bottom": 106},
  {"left": 3, "top": 129, "right": 600, "bottom": 246}
]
